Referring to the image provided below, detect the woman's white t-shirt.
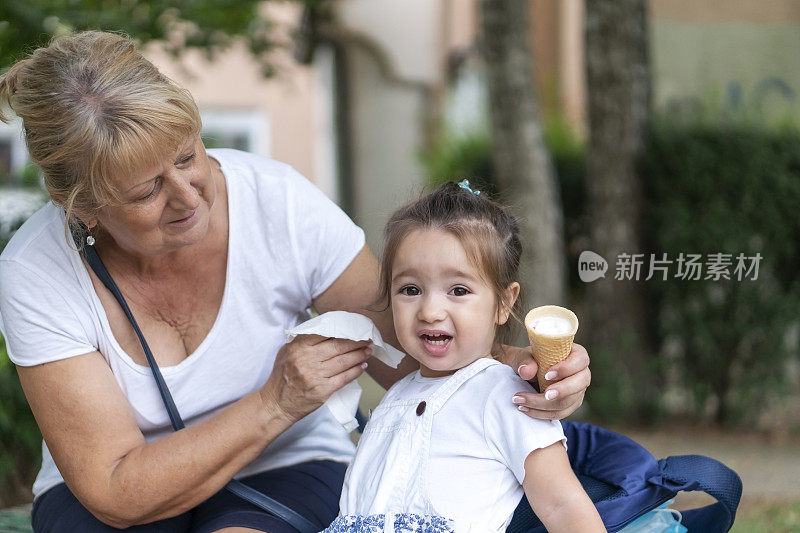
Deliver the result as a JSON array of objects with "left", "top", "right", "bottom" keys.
[{"left": 0, "top": 149, "right": 365, "bottom": 499}]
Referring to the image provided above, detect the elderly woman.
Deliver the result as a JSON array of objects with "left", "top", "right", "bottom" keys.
[{"left": 0, "top": 31, "right": 591, "bottom": 532}]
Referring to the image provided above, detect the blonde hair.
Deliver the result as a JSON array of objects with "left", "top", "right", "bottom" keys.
[{"left": 0, "top": 30, "right": 202, "bottom": 236}]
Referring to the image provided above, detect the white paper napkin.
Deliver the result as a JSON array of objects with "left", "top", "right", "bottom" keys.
[{"left": 285, "top": 311, "right": 406, "bottom": 432}]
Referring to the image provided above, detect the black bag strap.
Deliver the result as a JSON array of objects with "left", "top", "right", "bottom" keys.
[
  {"left": 81, "top": 242, "right": 318, "bottom": 533},
  {"left": 83, "top": 244, "right": 184, "bottom": 431}
]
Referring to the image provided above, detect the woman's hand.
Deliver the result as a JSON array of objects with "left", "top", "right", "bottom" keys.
[
  {"left": 500, "top": 342, "right": 591, "bottom": 421},
  {"left": 261, "top": 334, "right": 372, "bottom": 423}
]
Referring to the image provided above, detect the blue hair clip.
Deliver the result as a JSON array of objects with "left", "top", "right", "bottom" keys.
[{"left": 457, "top": 179, "right": 481, "bottom": 195}]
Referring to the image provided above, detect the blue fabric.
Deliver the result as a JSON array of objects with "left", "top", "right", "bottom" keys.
[
  {"left": 32, "top": 484, "right": 191, "bottom": 533},
  {"left": 654, "top": 455, "right": 742, "bottom": 533},
  {"left": 506, "top": 422, "right": 742, "bottom": 533},
  {"left": 31, "top": 460, "right": 346, "bottom": 533}
]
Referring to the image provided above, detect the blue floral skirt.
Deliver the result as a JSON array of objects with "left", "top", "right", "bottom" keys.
[{"left": 323, "top": 513, "right": 455, "bottom": 533}]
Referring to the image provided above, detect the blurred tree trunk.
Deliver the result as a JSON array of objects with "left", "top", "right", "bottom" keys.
[
  {"left": 584, "top": 0, "right": 655, "bottom": 419},
  {"left": 479, "top": 0, "right": 566, "bottom": 308}
]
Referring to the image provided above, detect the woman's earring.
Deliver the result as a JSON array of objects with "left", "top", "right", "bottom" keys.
[{"left": 86, "top": 235, "right": 96, "bottom": 246}]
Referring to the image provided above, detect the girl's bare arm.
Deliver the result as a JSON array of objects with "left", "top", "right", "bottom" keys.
[{"left": 521, "top": 442, "right": 606, "bottom": 533}]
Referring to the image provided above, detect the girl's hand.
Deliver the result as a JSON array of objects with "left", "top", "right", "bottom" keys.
[
  {"left": 261, "top": 334, "right": 372, "bottom": 423},
  {"left": 502, "top": 342, "right": 591, "bottom": 420}
]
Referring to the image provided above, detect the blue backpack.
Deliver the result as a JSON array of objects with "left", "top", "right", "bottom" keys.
[{"left": 505, "top": 422, "right": 743, "bottom": 533}]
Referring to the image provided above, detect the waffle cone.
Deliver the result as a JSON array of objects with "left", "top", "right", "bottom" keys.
[{"left": 524, "top": 306, "right": 579, "bottom": 391}]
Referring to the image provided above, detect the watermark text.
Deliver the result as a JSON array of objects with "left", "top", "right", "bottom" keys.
[{"left": 578, "top": 251, "right": 762, "bottom": 282}]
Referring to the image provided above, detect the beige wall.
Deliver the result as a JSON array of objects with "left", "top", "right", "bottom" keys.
[
  {"left": 347, "top": 46, "right": 429, "bottom": 253},
  {"left": 337, "top": 0, "right": 442, "bottom": 85},
  {"left": 650, "top": 0, "right": 800, "bottom": 121},
  {"left": 650, "top": 0, "right": 800, "bottom": 23},
  {"left": 144, "top": 3, "right": 335, "bottom": 194}
]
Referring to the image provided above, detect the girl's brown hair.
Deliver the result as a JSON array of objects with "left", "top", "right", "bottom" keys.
[
  {"left": 0, "top": 30, "right": 202, "bottom": 241},
  {"left": 378, "top": 181, "right": 524, "bottom": 346}
]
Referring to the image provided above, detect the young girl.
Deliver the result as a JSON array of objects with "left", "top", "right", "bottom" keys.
[{"left": 325, "top": 182, "right": 605, "bottom": 532}]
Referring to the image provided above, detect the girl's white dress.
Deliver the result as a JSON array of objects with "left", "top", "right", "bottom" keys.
[{"left": 326, "top": 358, "right": 566, "bottom": 532}]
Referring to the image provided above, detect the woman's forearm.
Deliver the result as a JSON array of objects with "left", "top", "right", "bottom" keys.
[
  {"left": 93, "top": 333, "right": 371, "bottom": 527},
  {"left": 94, "top": 390, "right": 292, "bottom": 527},
  {"left": 19, "top": 353, "right": 296, "bottom": 528}
]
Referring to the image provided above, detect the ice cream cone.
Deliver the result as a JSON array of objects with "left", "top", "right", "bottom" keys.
[{"left": 524, "top": 305, "right": 579, "bottom": 391}]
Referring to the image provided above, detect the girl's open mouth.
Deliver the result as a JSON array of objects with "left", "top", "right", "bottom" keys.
[{"left": 420, "top": 333, "right": 452, "bottom": 356}]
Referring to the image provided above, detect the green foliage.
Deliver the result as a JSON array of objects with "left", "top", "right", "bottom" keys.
[
  {"left": 19, "top": 163, "right": 42, "bottom": 190},
  {"left": 0, "top": 200, "right": 44, "bottom": 503},
  {"left": 641, "top": 120, "right": 800, "bottom": 425},
  {"left": 0, "top": 162, "right": 45, "bottom": 190},
  {"left": 0, "top": 506, "right": 33, "bottom": 532},
  {"left": 420, "top": 130, "right": 495, "bottom": 194},
  {"left": 0, "top": 0, "right": 311, "bottom": 74},
  {"left": 420, "top": 115, "right": 586, "bottom": 201},
  {"left": 0, "top": 335, "right": 41, "bottom": 504},
  {"left": 731, "top": 500, "right": 800, "bottom": 533}
]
